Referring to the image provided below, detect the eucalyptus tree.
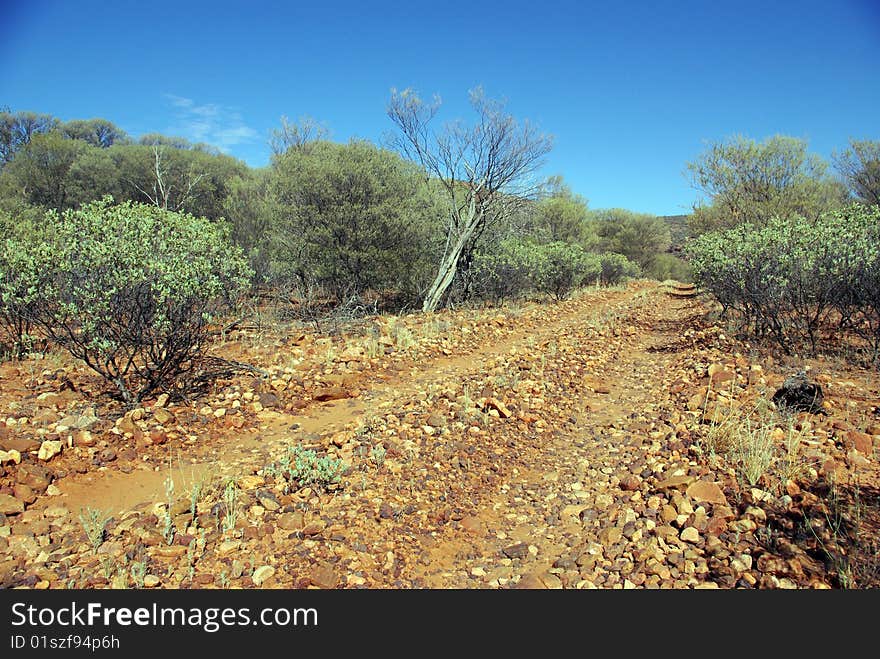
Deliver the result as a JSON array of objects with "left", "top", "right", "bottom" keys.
[{"left": 388, "top": 87, "right": 553, "bottom": 311}]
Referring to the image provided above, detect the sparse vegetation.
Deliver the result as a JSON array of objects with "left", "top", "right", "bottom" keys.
[
  {"left": 268, "top": 444, "right": 347, "bottom": 493},
  {"left": 78, "top": 507, "right": 111, "bottom": 553}
]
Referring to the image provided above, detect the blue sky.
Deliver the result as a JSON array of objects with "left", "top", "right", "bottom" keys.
[{"left": 1, "top": 0, "right": 878, "bottom": 215}]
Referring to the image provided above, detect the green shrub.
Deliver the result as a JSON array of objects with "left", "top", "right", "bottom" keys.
[
  {"left": 598, "top": 252, "right": 641, "bottom": 286},
  {"left": 533, "top": 242, "right": 599, "bottom": 300},
  {"left": 686, "top": 204, "right": 880, "bottom": 357},
  {"left": 0, "top": 207, "right": 52, "bottom": 357},
  {"left": 472, "top": 238, "right": 536, "bottom": 302},
  {"left": 270, "top": 444, "right": 347, "bottom": 493},
  {"left": 25, "top": 197, "right": 252, "bottom": 402},
  {"left": 646, "top": 253, "right": 692, "bottom": 282}
]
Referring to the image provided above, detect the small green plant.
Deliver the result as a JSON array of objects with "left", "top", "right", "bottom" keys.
[
  {"left": 161, "top": 475, "right": 176, "bottom": 545},
  {"left": 78, "top": 507, "right": 111, "bottom": 553},
  {"left": 363, "top": 335, "right": 382, "bottom": 359},
  {"left": 186, "top": 530, "right": 207, "bottom": 581},
  {"left": 222, "top": 480, "right": 239, "bottom": 533},
  {"left": 129, "top": 560, "right": 147, "bottom": 588},
  {"left": 731, "top": 417, "right": 776, "bottom": 487},
  {"left": 458, "top": 384, "right": 476, "bottom": 422},
  {"left": 393, "top": 323, "right": 415, "bottom": 351},
  {"left": 189, "top": 480, "right": 203, "bottom": 530},
  {"left": 370, "top": 444, "right": 387, "bottom": 469},
  {"left": 274, "top": 444, "right": 347, "bottom": 493}
]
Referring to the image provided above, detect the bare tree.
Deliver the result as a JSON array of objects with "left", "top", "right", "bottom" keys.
[
  {"left": 387, "top": 87, "right": 553, "bottom": 311},
  {"left": 833, "top": 139, "right": 880, "bottom": 207},
  {"left": 269, "top": 115, "right": 330, "bottom": 156},
  {"left": 132, "top": 144, "right": 206, "bottom": 212}
]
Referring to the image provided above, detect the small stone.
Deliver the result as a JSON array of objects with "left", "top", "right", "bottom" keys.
[
  {"left": 620, "top": 475, "right": 641, "bottom": 491},
  {"left": 155, "top": 394, "right": 170, "bottom": 408},
  {"left": 599, "top": 527, "right": 623, "bottom": 546},
  {"left": 502, "top": 542, "right": 529, "bottom": 559},
  {"left": 680, "top": 527, "right": 701, "bottom": 544},
  {"left": 686, "top": 481, "right": 728, "bottom": 506},
  {"left": 46, "top": 484, "right": 61, "bottom": 496},
  {"left": 276, "top": 512, "right": 304, "bottom": 531},
  {"left": 847, "top": 431, "right": 874, "bottom": 456},
  {"left": 219, "top": 540, "right": 241, "bottom": 554},
  {"left": 153, "top": 408, "right": 175, "bottom": 425},
  {"left": 729, "top": 519, "right": 758, "bottom": 533},
  {"left": 0, "top": 494, "right": 24, "bottom": 515},
  {"left": 213, "top": 408, "right": 227, "bottom": 418},
  {"left": 310, "top": 565, "right": 338, "bottom": 589},
  {"left": 302, "top": 520, "right": 325, "bottom": 536},
  {"left": 75, "top": 430, "right": 96, "bottom": 447},
  {"left": 252, "top": 565, "right": 276, "bottom": 586},
  {"left": 143, "top": 575, "right": 160, "bottom": 588},
  {"left": 0, "top": 449, "right": 21, "bottom": 465},
  {"left": 37, "top": 440, "right": 62, "bottom": 461}
]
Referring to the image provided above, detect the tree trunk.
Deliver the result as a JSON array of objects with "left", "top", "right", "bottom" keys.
[
  {"left": 422, "top": 236, "right": 465, "bottom": 311},
  {"left": 422, "top": 219, "right": 478, "bottom": 312}
]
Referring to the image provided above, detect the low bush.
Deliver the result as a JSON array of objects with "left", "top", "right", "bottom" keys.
[
  {"left": 11, "top": 197, "right": 252, "bottom": 402},
  {"left": 686, "top": 203, "right": 880, "bottom": 358},
  {"left": 532, "top": 242, "right": 600, "bottom": 300},
  {"left": 598, "top": 252, "right": 641, "bottom": 286},
  {"left": 471, "top": 238, "right": 535, "bottom": 302}
]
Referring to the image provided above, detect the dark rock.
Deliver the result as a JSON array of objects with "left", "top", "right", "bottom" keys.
[
  {"left": 771, "top": 373, "right": 824, "bottom": 414},
  {"left": 259, "top": 391, "right": 281, "bottom": 408},
  {"left": 16, "top": 463, "right": 52, "bottom": 490},
  {"left": 502, "top": 542, "right": 529, "bottom": 559},
  {"left": 620, "top": 475, "right": 641, "bottom": 491}
]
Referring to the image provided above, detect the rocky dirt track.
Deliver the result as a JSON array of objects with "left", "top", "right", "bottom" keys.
[{"left": 1, "top": 281, "right": 878, "bottom": 589}]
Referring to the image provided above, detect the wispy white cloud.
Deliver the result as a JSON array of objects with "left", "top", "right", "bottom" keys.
[{"left": 163, "top": 94, "right": 258, "bottom": 151}]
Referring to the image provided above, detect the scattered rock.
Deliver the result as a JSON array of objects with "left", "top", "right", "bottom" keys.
[
  {"left": 686, "top": 480, "right": 728, "bottom": 506},
  {"left": 846, "top": 431, "right": 874, "bottom": 456},
  {"left": 0, "top": 449, "right": 21, "bottom": 465},
  {"left": 252, "top": 565, "right": 276, "bottom": 586},
  {"left": 0, "top": 494, "right": 24, "bottom": 516},
  {"left": 276, "top": 512, "right": 304, "bottom": 531},
  {"left": 37, "top": 440, "right": 63, "bottom": 461},
  {"left": 771, "top": 373, "right": 824, "bottom": 414},
  {"left": 680, "top": 527, "right": 701, "bottom": 543},
  {"left": 502, "top": 542, "right": 529, "bottom": 559},
  {"left": 309, "top": 565, "right": 338, "bottom": 589},
  {"left": 313, "top": 386, "right": 349, "bottom": 402},
  {"left": 620, "top": 475, "right": 641, "bottom": 491}
]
